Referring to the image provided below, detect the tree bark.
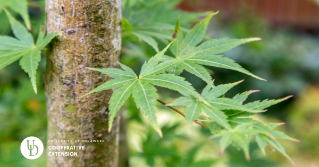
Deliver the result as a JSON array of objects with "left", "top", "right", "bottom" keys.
[{"left": 44, "top": 0, "right": 122, "bottom": 166}]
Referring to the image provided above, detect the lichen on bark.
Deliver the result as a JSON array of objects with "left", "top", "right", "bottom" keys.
[{"left": 44, "top": 0, "right": 122, "bottom": 166}]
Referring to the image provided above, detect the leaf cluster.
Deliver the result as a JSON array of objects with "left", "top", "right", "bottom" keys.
[{"left": 85, "top": 13, "right": 298, "bottom": 164}]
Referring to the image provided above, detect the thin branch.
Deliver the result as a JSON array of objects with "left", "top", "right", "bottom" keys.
[{"left": 157, "top": 99, "right": 209, "bottom": 129}]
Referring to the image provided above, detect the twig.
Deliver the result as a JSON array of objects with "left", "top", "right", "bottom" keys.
[{"left": 157, "top": 99, "right": 209, "bottom": 129}]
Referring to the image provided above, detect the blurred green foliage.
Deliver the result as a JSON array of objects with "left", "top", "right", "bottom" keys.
[{"left": 0, "top": 0, "right": 319, "bottom": 166}]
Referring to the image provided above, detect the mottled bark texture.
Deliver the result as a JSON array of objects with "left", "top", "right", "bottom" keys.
[{"left": 44, "top": 0, "right": 122, "bottom": 166}]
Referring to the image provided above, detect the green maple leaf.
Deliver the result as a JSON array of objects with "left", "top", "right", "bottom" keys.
[
  {"left": 255, "top": 122, "right": 299, "bottom": 165},
  {"left": 203, "top": 86, "right": 297, "bottom": 164},
  {"left": 121, "top": 0, "right": 209, "bottom": 52},
  {"left": 84, "top": 44, "right": 204, "bottom": 136},
  {"left": 168, "top": 81, "right": 262, "bottom": 130},
  {"left": 211, "top": 128, "right": 250, "bottom": 160},
  {"left": 0, "top": 0, "right": 30, "bottom": 30},
  {"left": 166, "top": 13, "right": 265, "bottom": 83},
  {"left": 211, "top": 120, "right": 298, "bottom": 164},
  {"left": 0, "top": 10, "right": 59, "bottom": 93}
]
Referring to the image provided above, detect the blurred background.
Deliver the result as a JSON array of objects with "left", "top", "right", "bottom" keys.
[{"left": 0, "top": 0, "right": 319, "bottom": 166}]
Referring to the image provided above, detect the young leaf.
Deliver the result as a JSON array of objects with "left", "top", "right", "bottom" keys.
[{"left": 170, "top": 17, "right": 184, "bottom": 56}]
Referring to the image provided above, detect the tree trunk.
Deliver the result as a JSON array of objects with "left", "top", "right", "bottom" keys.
[{"left": 44, "top": 0, "right": 122, "bottom": 166}]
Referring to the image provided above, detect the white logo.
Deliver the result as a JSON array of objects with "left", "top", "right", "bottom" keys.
[{"left": 20, "top": 136, "right": 44, "bottom": 159}]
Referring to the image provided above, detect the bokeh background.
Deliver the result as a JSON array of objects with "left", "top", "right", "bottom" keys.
[{"left": 0, "top": 0, "right": 319, "bottom": 166}]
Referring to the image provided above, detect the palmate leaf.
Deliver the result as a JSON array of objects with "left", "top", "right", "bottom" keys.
[
  {"left": 85, "top": 12, "right": 296, "bottom": 164},
  {"left": 122, "top": 0, "right": 209, "bottom": 51},
  {"left": 212, "top": 113, "right": 299, "bottom": 164},
  {"left": 167, "top": 81, "right": 264, "bottom": 130},
  {"left": 167, "top": 79, "right": 296, "bottom": 162},
  {"left": 85, "top": 45, "right": 207, "bottom": 136},
  {"left": 212, "top": 122, "right": 295, "bottom": 162},
  {"left": 136, "top": 14, "right": 263, "bottom": 83},
  {"left": 167, "top": 13, "right": 265, "bottom": 83},
  {"left": 0, "top": 10, "right": 59, "bottom": 93},
  {"left": 211, "top": 130, "right": 250, "bottom": 159}
]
